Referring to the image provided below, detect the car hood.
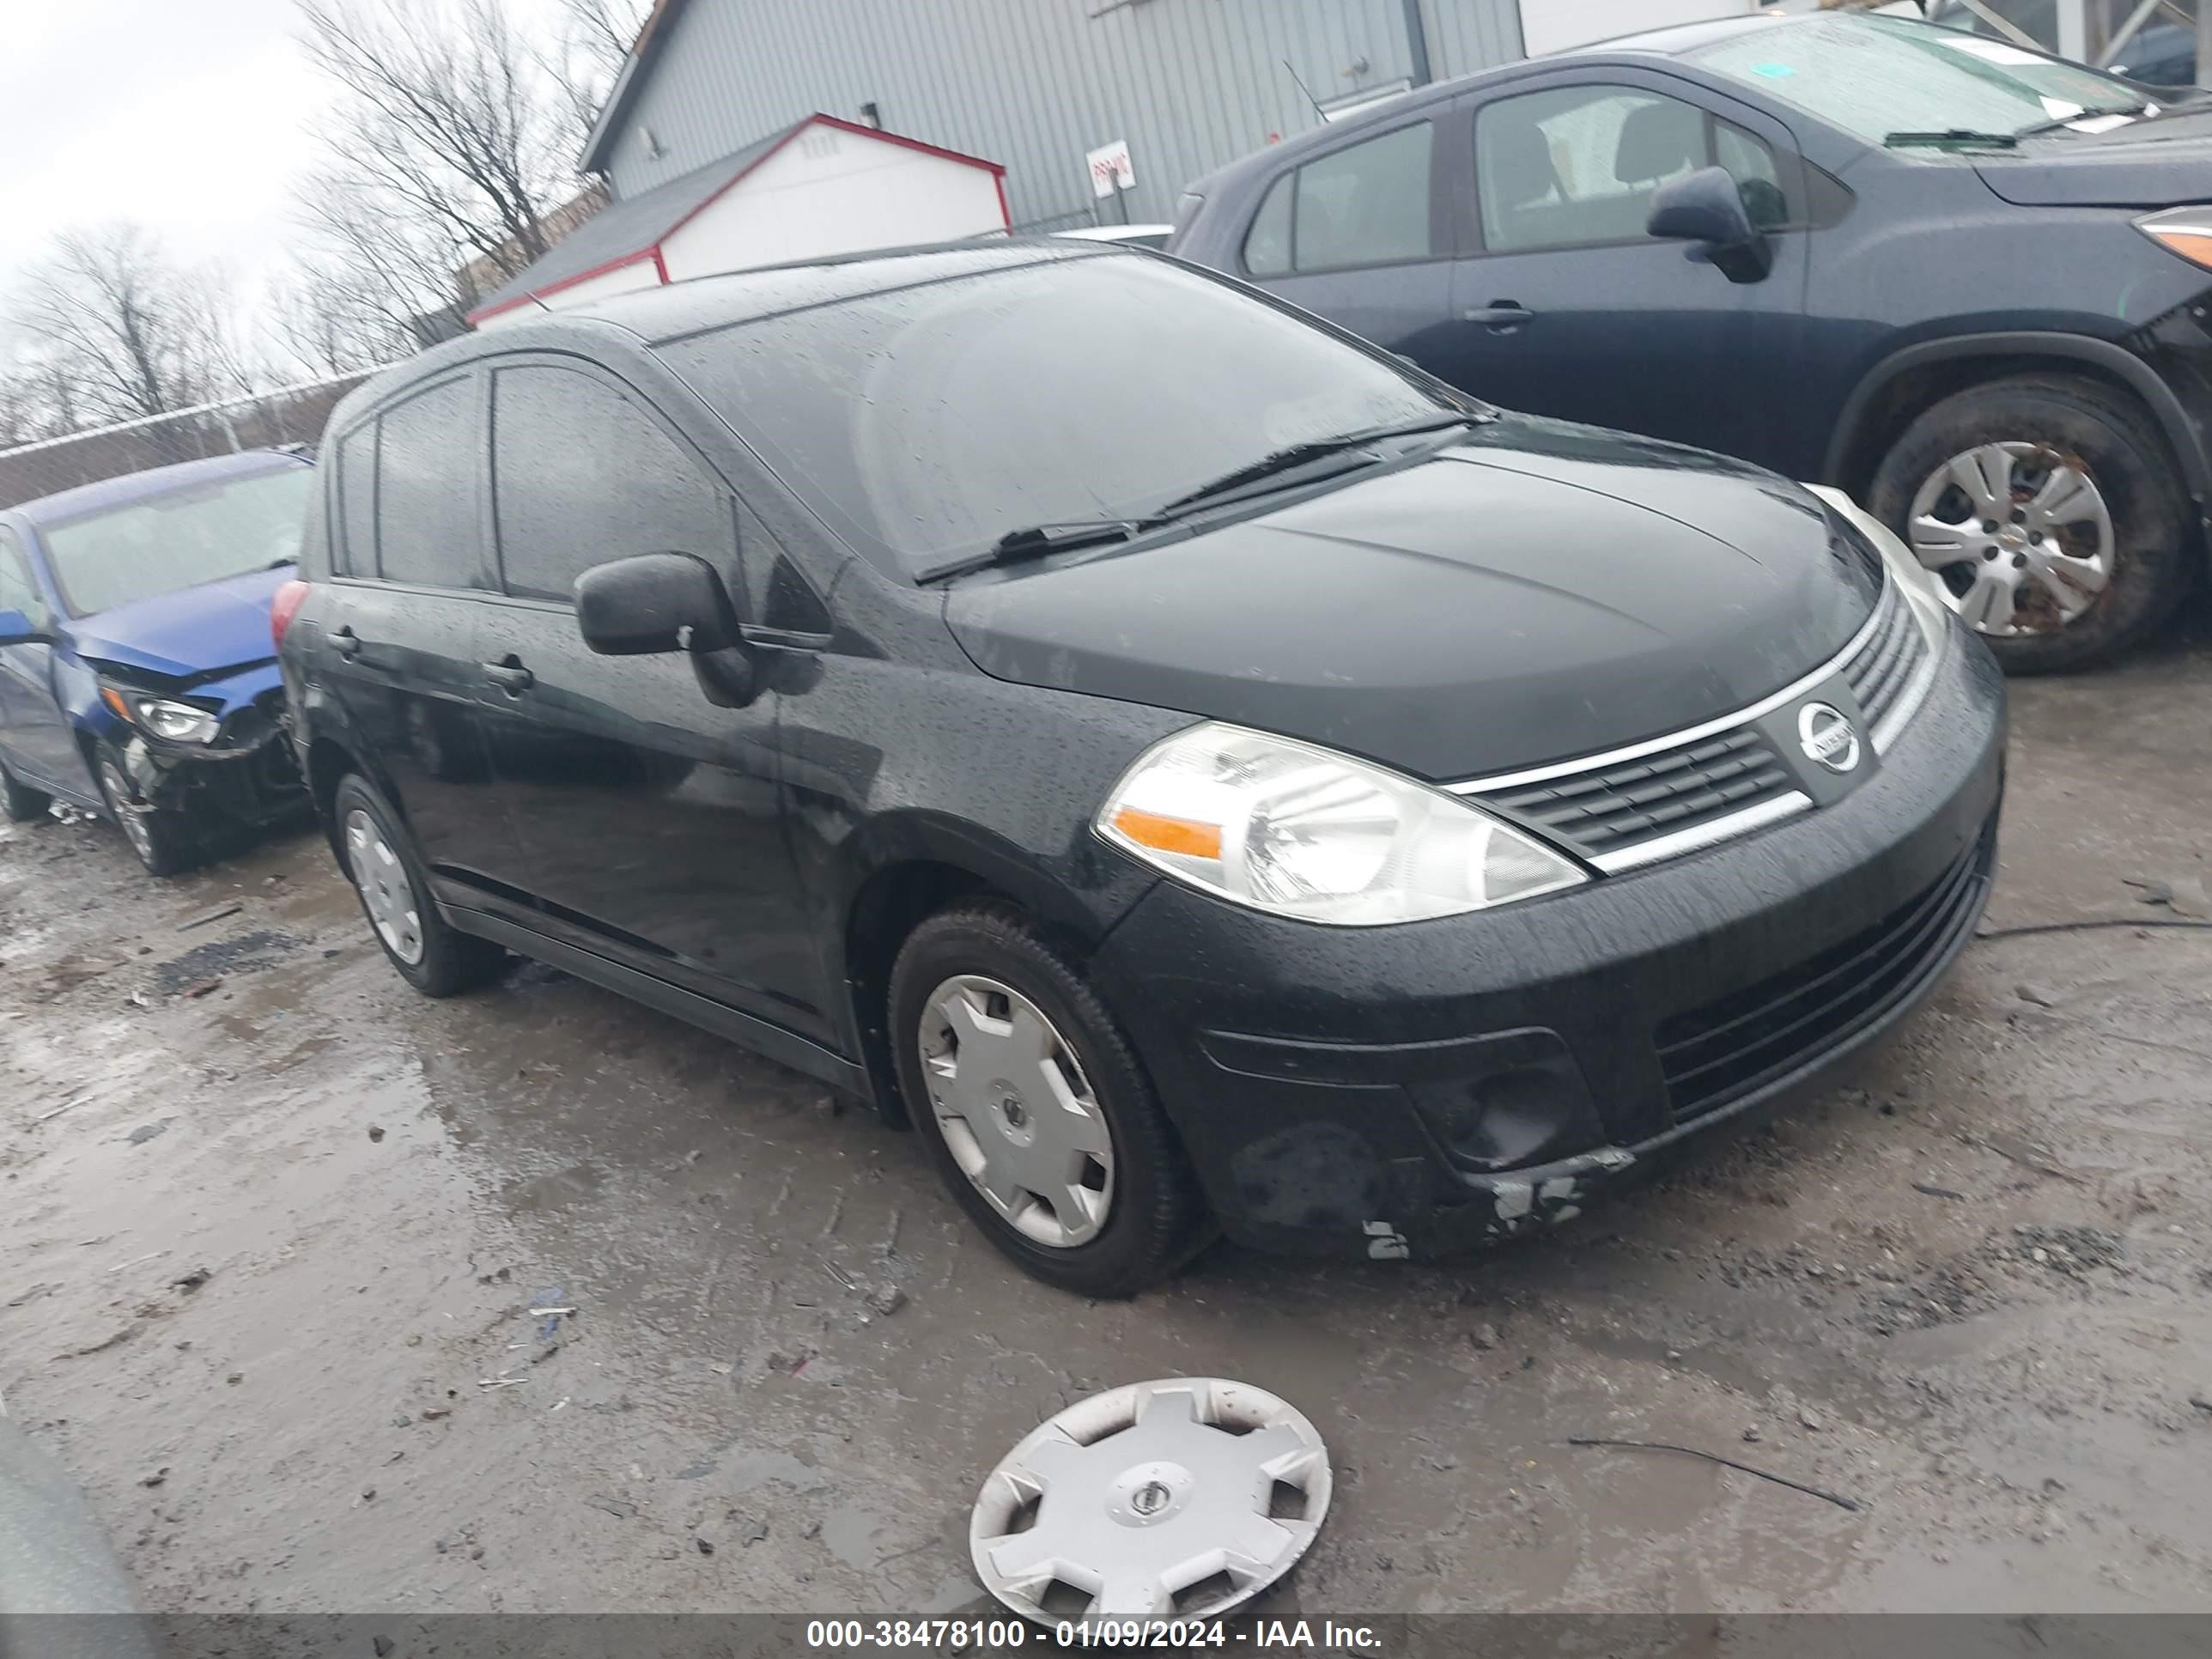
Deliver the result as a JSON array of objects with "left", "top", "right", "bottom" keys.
[
  {"left": 64, "top": 564, "right": 292, "bottom": 683},
  {"left": 945, "top": 418, "right": 1881, "bottom": 782},
  {"left": 1975, "top": 110, "right": 2212, "bottom": 206}
]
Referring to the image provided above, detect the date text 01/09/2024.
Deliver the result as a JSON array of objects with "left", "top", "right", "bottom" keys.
[{"left": 802, "top": 1619, "right": 1384, "bottom": 1650}]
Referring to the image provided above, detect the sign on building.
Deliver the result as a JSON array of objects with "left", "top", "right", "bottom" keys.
[{"left": 1085, "top": 138, "right": 1136, "bottom": 198}]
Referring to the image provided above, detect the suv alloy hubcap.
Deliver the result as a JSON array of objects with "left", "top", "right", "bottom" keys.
[
  {"left": 1908, "top": 441, "right": 2114, "bottom": 637},
  {"left": 345, "top": 808, "right": 426, "bottom": 965},
  {"left": 919, "top": 975, "right": 1115, "bottom": 1248}
]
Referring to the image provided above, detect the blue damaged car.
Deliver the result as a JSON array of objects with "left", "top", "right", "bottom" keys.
[{"left": 0, "top": 450, "right": 313, "bottom": 875}]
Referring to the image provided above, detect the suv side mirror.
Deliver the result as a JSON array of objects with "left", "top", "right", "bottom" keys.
[
  {"left": 575, "top": 553, "right": 739, "bottom": 655},
  {"left": 0, "top": 607, "right": 51, "bottom": 647},
  {"left": 574, "top": 552, "right": 760, "bottom": 708},
  {"left": 1648, "top": 167, "right": 1772, "bottom": 284}
]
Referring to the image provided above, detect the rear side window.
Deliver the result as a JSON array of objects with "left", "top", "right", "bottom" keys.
[
  {"left": 1242, "top": 122, "right": 1434, "bottom": 276},
  {"left": 1475, "top": 86, "right": 1784, "bottom": 254},
  {"left": 489, "top": 365, "right": 732, "bottom": 604},
  {"left": 374, "top": 377, "right": 481, "bottom": 588},
  {"left": 334, "top": 423, "right": 376, "bottom": 578}
]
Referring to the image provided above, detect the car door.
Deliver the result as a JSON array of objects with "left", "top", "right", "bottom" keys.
[
  {"left": 1238, "top": 114, "right": 1460, "bottom": 366},
  {"left": 1442, "top": 71, "right": 1813, "bottom": 468},
  {"left": 318, "top": 375, "right": 518, "bottom": 902},
  {"left": 0, "top": 527, "right": 83, "bottom": 794},
  {"left": 472, "top": 355, "right": 824, "bottom": 1039}
]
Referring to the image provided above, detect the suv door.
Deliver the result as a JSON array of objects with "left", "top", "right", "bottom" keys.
[
  {"left": 0, "top": 528, "right": 82, "bottom": 794},
  {"left": 1237, "top": 115, "right": 1457, "bottom": 366},
  {"left": 474, "top": 356, "right": 824, "bottom": 1039},
  {"left": 319, "top": 374, "right": 517, "bottom": 901},
  {"left": 1444, "top": 72, "right": 1813, "bottom": 468}
]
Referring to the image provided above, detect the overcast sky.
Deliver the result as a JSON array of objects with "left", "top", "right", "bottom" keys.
[{"left": 0, "top": 0, "right": 573, "bottom": 313}]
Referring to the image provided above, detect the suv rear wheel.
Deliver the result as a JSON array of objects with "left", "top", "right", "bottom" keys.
[
  {"left": 888, "top": 902, "right": 1210, "bottom": 1296},
  {"left": 1868, "top": 374, "right": 2194, "bottom": 672},
  {"left": 331, "top": 772, "right": 506, "bottom": 996}
]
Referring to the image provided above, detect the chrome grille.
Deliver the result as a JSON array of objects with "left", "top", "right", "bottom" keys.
[
  {"left": 1839, "top": 579, "right": 1925, "bottom": 734},
  {"left": 1478, "top": 726, "right": 1797, "bottom": 860}
]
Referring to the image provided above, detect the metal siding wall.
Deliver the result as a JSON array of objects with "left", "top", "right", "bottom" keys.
[{"left": 605, "top": 0, "right": 1526, "bottom": 230}]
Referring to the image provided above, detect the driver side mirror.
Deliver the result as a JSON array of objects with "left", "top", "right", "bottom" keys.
[
  {"left": 1648, "top": 166, "right": 1773, "bottom": 284},
  {"left": 574, "top": 551, "right": 759, "bottom": 708},
  {"left": 0, "top": 607, "right": 51, "bottom": 647}
]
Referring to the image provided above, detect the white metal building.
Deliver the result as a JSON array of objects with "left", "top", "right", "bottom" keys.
[{"left": 469, "top": 113, "right": 1008, "bottom": 327}]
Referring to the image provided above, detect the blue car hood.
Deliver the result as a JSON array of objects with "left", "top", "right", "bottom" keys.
[{"left": 66, "top": 565, "right": 292, "bottom": 682}]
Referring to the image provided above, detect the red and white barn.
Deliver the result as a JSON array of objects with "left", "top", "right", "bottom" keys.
[{"left": 469, "top": 113, "right": 1008, "bottom": 329}]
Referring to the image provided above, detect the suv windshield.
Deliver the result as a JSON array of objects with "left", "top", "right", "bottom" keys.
[
  {"left": 40, "top": 464, "right": 313, "bottom": 619},
  {"left": 1689, "top": 15, "right": 2149, "bottom": 145},
  {"left": 656, "top": 252, "right": 1462, "bottom": 578}
]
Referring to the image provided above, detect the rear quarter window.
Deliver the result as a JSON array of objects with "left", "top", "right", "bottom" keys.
[{"left": 333, "top": 422, "right": 376, "bottom": 578}]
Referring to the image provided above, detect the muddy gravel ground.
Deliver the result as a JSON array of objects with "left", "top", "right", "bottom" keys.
[{"left": 4, "top": 627, "right": 2211, "bottom": 1623}]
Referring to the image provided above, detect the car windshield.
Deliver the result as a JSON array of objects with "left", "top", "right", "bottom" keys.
[
  {"left": 1689, "top": 14, "right": 2151, "bottom": 144},
  {"left": 655, "top": 252, "right": 1460, "bottom": 578},
  {"left": 40, "top": 464, "right": 313, "bottom": 619}
]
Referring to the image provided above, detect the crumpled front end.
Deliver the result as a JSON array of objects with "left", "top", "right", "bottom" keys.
[{"left": 102, "top": 659, "right": 305, "bottom": 828}]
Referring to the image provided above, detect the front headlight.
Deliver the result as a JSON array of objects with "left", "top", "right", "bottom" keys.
[
  {"left": 1097, "top": 722, "right": 1586, "bottom": 926},
  {"left": 100, "top": 686, "right": 220, "bottom": 744},
  {"left": 1806, "top": 484, "right": 1951, "bottom": 649}
]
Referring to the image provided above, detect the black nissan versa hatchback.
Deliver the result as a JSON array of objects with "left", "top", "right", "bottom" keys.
[{"left": 279, "top": 243, "right": 2004, "bottom": 1295}]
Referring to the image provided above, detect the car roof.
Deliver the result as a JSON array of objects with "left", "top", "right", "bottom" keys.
[{"left": 9, "top": 450, "right": 307, "bottom": 529}]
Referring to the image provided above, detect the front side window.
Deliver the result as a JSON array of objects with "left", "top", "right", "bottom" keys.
[
  {"left": 1242, "top": 123, "right": 1434, "bottom": 277},
  {"left": 657, "top": 252, "right": 1458, "bottom": 580},
  {"left": 0, "top": 532, "right": 50, "bottom": 629},
  {"left": 1476, "top": 86, "right": 1784, "bottom": 254},
  {"left": 375, "top": 378, "right": 482, "bottom": 589},
  {"left": 490, "top": 365, "right": 732, "bottom": 605},
  {"left": 36, "top": 465, "right": 313, "bottom": 619},
  {"left": 1690, "top": 14, "right": 2148, "bottom": 146}
]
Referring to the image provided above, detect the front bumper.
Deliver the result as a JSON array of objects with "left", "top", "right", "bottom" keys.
[{"left": 1091, "top": 625, "right": 2005, "bottom": 1261}]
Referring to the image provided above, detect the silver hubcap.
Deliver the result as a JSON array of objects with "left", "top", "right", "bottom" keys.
[
  {"left": 1908, "top": 441, "right": 2115, "bottom": 637},
  {"left": 344, "top": 807, "right": 425, "bottom": 965},
  {"left": 919, "top": 975, "right": 1115, "bottom": 1249},
  {"left": 100, "top": 760, "right": 155, "bottom": 862}
]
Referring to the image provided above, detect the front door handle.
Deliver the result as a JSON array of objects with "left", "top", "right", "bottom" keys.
[
  {"left": 1464, "top": 301, "right": 1534, "bottom": 333},
  {"left": 482, "top": 657, "right": 534, "bottom": 695},
  {"left": 330, "top": 625, "right": 361, "bottom": 659}
]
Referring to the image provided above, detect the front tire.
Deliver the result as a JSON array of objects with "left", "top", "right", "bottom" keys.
[
  {"left": 1868, "top": 374, "right": 2195, "bottom": 673},
  {"left": 889, "top": 902, "right": 1209, "bottom": 1297},
  {"left": 92, "top": 747, "right": 196, "bottom": 877},
  {"left": 331, "top": 773, "right": 505, "bottom": 997},
  {"left": 0, "top": 757, "right": 50, "bottom": 823}
]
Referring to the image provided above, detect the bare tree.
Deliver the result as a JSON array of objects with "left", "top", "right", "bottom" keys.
[
  {"left": 9, "top": 224, "right": 228, "bottom": 428},
  {"left": 542, "top": 0, "right": 649, "bottom": 146}
]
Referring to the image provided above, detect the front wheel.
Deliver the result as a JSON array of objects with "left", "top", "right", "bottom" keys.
[
  {"left": 92, "top": 748, "right": 196, "bottom": 877},
  {"left": 1868, "top": 374, "right": 2195, "bottom": 673},
  {"left": 889, "top": 903, "right": 1210, "bottom": 1297}
]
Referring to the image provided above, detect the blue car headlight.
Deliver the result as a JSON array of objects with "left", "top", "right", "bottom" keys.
[{"left": 100, "top": 685, "right": 220, "bottom": 745}]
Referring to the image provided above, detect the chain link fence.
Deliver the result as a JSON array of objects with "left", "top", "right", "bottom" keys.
[{"left": 0, "top": 372, "right": 379, "bottom": 511}]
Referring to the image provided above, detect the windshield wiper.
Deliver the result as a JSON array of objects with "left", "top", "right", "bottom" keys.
[
  {"left": 1152, "top": 413, "right": 1482, "bottom": 518},
  {"left": 917, "top": 518, "right": 1167, "bottom": 582},
  {"left": 2011, "top": 101, "right": 2155, "bottom": 138},
  {"left": 1885, "top": 127, "right": 2020, "bottom": 149}
]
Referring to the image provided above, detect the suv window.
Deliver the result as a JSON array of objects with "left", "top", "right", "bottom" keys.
[
  {"left": 1475, "top": 86, "right": 1784, "bottom": 254},
  {"left": 334, "top": 422, "right": 376, "bottom": 579},
  {"left": 1243, "top": 122, "right": 1434, "bottom": 276},
  {"left": 0, "top": 532, "right": 49, "bottom": 629},
  {"left": 490, "top": 365, "right": 732, "bottom": 604},
  {"left": 374, "top": 377, "right": 482, "bottom": 588}
]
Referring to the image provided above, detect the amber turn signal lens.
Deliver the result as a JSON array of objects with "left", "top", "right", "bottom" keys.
[
  {"left": 100, "top": 687, "right": 131, "bottom": 720},
  {"left": 1109, "top": 806, "right": 1223, "bottom": 860}
]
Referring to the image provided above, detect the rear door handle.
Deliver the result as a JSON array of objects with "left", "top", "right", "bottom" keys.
[
  {"left": 1464, "top": 301, "right": 1534, "bottom": 332},
  {"left": 330, "top": 625, "right": 361, "bottom": 659},
  {"left": 482, "top": 657, "right": 534, "bottom": 695}
]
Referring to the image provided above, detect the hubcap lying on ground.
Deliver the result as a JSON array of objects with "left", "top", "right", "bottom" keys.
[
  {"left": 345, "top": 808, "right": 424, "bottom": 965},
  {"left": 972, "top": 1378, "right": 1332, "bottom": 1623},
  {"left": 1909, "top": 441, "right": 2114, "bottom": 637},
  {"left": 921, "top": 975, "right": 1115, "bottom": 1248}
]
